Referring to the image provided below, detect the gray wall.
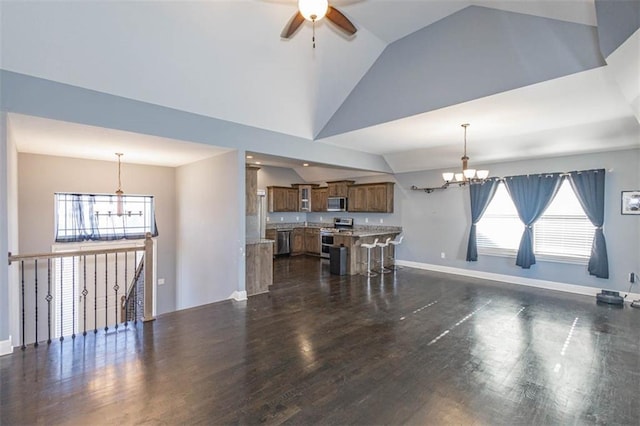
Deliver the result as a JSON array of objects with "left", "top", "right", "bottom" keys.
[
  {"left": 394, "top": 148, "right": 640, "bottom": 292},
  {"left": 0, "top": 70, "right": 393, "bottom": 174},
  {"left": 176, "top": 150, "right": 244, "bottom": 309},
  {"left": 17, "top": 153, "right": 177, "bottom": 314},
  {"left": 0, "top": 112, "right": 8, "bottom": 343},
  {"left": 7, "top": 114, "right": 19, "bottom": 345}
]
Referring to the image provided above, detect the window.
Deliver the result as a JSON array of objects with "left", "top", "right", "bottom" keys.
[
  {"left": 55, "top": 193, "right": 158, "bottom": 243},
  {"left": 476, "top": 180, "right": 594, "bottom": 262}
]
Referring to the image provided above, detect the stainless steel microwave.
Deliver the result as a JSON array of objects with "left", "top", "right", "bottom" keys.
[{"left": 327, "top": 197, "right": 347, "bottom": 212}]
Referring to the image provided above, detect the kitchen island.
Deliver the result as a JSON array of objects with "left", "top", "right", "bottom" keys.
[
  {"left": 246, "top": 239, "right": 274, "bottom": 296},
  {"left": 266, "top": 223, "right": 402, "bottom": 276},
  {"left": 331, "top": 229, "right": 402, "bottom": 275}
]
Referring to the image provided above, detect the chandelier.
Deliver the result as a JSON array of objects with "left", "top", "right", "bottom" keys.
[{"left": 411, "top": 123, "right": 490, "bottom": 193}]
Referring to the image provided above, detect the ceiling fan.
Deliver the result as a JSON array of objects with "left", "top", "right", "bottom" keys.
[{"left": 281, "top": 0, "right": 357, "bottom": 47}]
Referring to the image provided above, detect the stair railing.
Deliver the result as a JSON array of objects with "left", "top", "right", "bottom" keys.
[
  {"left": 120, "top": 257, "right": 144, "bottom": 324},
  {"left": 7, "top": 233, "right": 155, "bottom": 350}
]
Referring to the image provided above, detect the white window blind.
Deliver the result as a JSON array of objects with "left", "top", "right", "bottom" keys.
[{"left": 477, "top": 180, "right": 595, "bottom": 262}]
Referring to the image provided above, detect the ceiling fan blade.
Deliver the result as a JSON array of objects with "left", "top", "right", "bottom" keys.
[
  {"left": 281, "top": 11, "right": 306, "bottom": 39},
  {"left": 326, "top": 6, "right": 357, "bottom": 35}
]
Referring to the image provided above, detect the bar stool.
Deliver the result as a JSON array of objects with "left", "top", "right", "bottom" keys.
[
  {"left": 360, "top": 238, "right": 379, "bottom": 278},
  {"left": 377, "top": 237, "right": 392, "bottom": 274},
  {"left": 388, "top": 235, "right": 404, "bottom": 270}
]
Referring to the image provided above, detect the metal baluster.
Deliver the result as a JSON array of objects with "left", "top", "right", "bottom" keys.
[
  {"left": 59, "top": 258, "right": 64, "bottom": 342},
  {"left": 82, "top": 255, "right": 87, "bottom": 336},
  {"left": 72, "top": 257, "right": 76, "bottom": 339},
  {"left": 94, "top": 254, "right": 98, "bottom": 334},
  {"left": 104, "top": 253, "right": 108, "bottom": 332},
  {"left": 20, "top": 261, "right": 25, "bottom": 350},
  {"left": 34, "top": 259, "right": 39, "bottom": 347},
  {"left": 124, "top": 253, "right": 128, "bottom": 327},
  {"left": 134, "top": 252, "right": 138, "bottom": 325},
  {"left": 47, "top": 259, "right": 52, "bottom": 344},
  {"left": 114, "top": 253, "right": 119, "bottom": 330}
]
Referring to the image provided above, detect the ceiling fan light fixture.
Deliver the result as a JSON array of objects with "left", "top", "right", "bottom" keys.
[{"left": 298, "top": 0, "right": 328, "bottom": 21}]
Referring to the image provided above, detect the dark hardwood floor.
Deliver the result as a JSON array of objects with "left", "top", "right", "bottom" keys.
[{"left": 2, "top": 256, "right": 639, "bottom": 425}]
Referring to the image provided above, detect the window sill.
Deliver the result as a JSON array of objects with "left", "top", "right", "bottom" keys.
[{"left": 478, "top": 249, "right": 589, "bottom": 265}]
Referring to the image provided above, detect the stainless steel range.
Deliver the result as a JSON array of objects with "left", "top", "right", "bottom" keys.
[{"left": 320, "top": 217, "right": 354, "bottom": 258}]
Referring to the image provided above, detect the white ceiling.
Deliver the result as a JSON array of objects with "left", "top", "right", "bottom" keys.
[
  {"left": 8, "top": 113, "right": 230, "bottom": 167},
  {"left": 2, "top": 0, "right": 638, "bottom": 172}
]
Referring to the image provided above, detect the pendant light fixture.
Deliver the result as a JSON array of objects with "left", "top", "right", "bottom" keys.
[
  {"left": 115, "top": 153, "right": 124, "bottom": 216},
  {"left": 411, "top": 123, "right": 490, "bottom": 193}
]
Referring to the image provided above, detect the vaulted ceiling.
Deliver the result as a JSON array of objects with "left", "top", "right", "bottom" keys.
[{"left": 1, "top": 0, "right": 639, "bottom": 173}]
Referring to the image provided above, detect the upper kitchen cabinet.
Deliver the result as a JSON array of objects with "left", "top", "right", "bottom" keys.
[
  {"left": 347, "top": 182, "right": 395, "bottom": 213},
  {"left": 327, "top": 180, "right": 355, "bottom": 197},
  {"left": 311, "top": 187, "right": 328, "bottom": 212},
  {"left": 246, "top": 166, "right": 259, "bottom": 215},
  {"left": 292, "top": 184, "right": 320, "bottom": 212},
  {"left": 267, "top": 186, "right": 298, "bottom": 212}
]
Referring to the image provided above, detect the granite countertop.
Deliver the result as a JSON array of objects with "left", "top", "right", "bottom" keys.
[
  {"left": 348, "top": 229, "right": 401, "bottom": 238},
  {"left": 246, "top": 239, "right": 275, "bottom": 245},
  {"left": 266, "top": 222, "right": 325, "bottom": 230},
  {"left": 265, "top": 223, "right": 402, "bottom": 237}
]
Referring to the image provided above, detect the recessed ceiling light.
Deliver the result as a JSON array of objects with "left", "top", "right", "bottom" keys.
[
  {"left": 303, "top": 163, "right": 309, "bottom": 167},
  {"left": 246, "top": 155, "right": 253, "bottom": 159},
  {"left": 255, "top": 161, "right": 261, "bottom": 165}
]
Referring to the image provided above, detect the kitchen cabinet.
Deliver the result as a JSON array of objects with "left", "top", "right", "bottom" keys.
[
  {"left": 267, "top": 186, "right": 298, "bottom": 212},
  {"left": 347, "top": 182, "right": 394, "bottom": 213},
  {"left": 246, "top": 166, "right": 259, "bottom": 215},
  {"left": 246, "top": 241, "right": 273, "bottom": 296},
  {"left": 311, "top": 187, "right": 328, "bottom": 212},
  {"left": 265, "top": 229, "right": 276, "bottom": 241},
  {"left": 327, "top": 180, "right": 355, "bottom": 197},
  {"left": 292, "top": 184, "right": 319, "bottom": 212},
  {"left": 304, "top": 227, "right": 321, "bottom": 255},
  {"left": 291, "top": 228, "right": 305, "bottom": 255}
]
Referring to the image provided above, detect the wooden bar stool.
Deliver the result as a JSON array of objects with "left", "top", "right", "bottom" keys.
[
  {"left": 388, "top": 235, "right": 404, "bottom": 270},
  {"left": 360, "top": 238, "right": 379, "bottom": 278},
  {"left": 376, "top": 238, "right": 392, "bottom": 274}
]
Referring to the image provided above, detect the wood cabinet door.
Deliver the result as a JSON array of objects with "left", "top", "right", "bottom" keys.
[
  {"left": 311, "top": 188, "right": 327, "bottom": 212},
  {"left": 271, "top": 188, "right": 287, "bottom": 212},
  {"left": 327, "top": 181, "right": 353, "bottom": 197},
  {"left": 246, "top": 167, "right": 258, "bottom": 215},
  {"left": 366, "top": 185, "right": 386, "bottom": 212},
  {"left": 265, "top": 229, "right": 276, "bottom": 241},
  {"left": 347, "top": 183, "right": 394, "bottom": 213},
  {"left": 286, "top": 189, "right": 299, "bottom": 212},
  {"left": 347, "top": 186, "right": 367, "bottom": 212},
  {"left": 292, "top": 228, "right": 305, "bottom": 254},
  {"left": 304, "top": 229, "right": 320, "bottom": 254}
]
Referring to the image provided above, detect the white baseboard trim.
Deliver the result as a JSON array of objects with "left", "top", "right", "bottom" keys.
[
  {"left": 395, "top": 260, "right": 640, "bottom": 300},
  {"left": 229, "top": 290, "right": 247, "bottom": 301},
  {"left": 0, "top": 336, "right": 13, "bottom": 357}
]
